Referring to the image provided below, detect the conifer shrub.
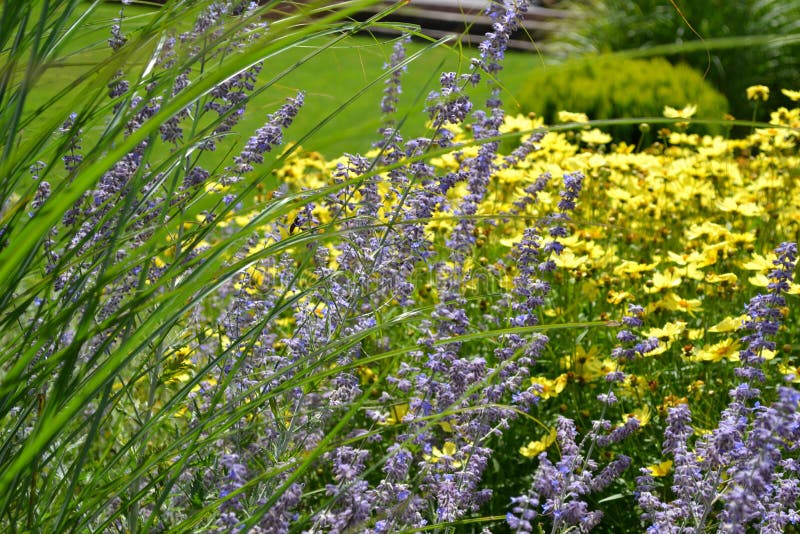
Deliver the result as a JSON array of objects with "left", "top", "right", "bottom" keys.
[{"left": 515, "top": 56, "right": 729, "bottom": 143}]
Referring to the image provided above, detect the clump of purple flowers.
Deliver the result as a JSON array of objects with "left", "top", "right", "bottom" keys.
[
  {"left": 507, "top": 303, "right": 654, "bottom": 533},
  {"left": 636, "top": 242, "right": 799, "bottom": 533}
]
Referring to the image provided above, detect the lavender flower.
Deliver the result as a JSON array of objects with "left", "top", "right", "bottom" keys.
[
  {"left": 233, "top": 92, "right": 304, "bottom": 173},
  {"left": 509, "top": 416, "right": 618, "bottom": 532},
  {"left": 108, "top": 16, "right": 127, "bottom": 52},
  {"left": 59, "top": 113, "right": 83, "bottom": 173},
  {"left": 474, "top": 1, "right": 528, "bottom": 75},
  {"left": 203, "top": 63, "right": 265, "bottom": 151},
  {"left": 380, "top": 36, "right": 410, "bottom": 118}
]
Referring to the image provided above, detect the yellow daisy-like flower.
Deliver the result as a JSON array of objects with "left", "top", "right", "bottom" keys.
[
  {"left": 667, "top": 250, "right": 712, "bottom": 268},
  {"left": 690, "top": 338, "right": 740, "bottom": 363},
  {"left": 580, "top": 128, "right": 612, "bottom": 145},
  {"left": 205, "top": 180, "right": 229, "bottom": 193},
  {"left": 705, "top": 272, "right": 738, "bottom": 285},
  {"left": 688, "top": 380, "right": 706, "bottom": 397},
  {"left": 520, "top": 428, "right": 557, "bottom": 458},
  {"left": 553, "top": 250, "right": 589, "bottom": 270},
  {"left": 557, "top": 110, "right": 589, "bottom": 124},
  {"left": 778, "top": 363, "right": 800, "bottom": 383},
  {"left": 499, "top": 113, "right": 535, "bottom": 134},
  {"left": 748, "top": 273, "right": 770, "bottom": 287},
  {"left": 607, "top": 289, "right": 634, "bottom": 305},
  {"left": 381, "top": 403, "right": 409, "bottom": 425},
  {"left": 687, "top": 328, "right": 704, "bottom": 340},
  {"left": 356, "top": 365, "right": 377, "bottom": 385},
  {"left": 647, "top": 460, "right": 673, "bottom": 477},
  {"left": 530, "top": 374, "right": 568, "bottom": 400},
  {"left": 760, "top": 349, "right": 778, "bottom": 361},
  {"left": 656, "top": 292, "right": 703, "bottom": 316},
  {"left": 645, "top": 270, "right": 683, "bottom": 294},
  {"left": 781, "top": 88, "right": 800, "bottom": 101},
  {"left": 663, "top": 104, "right": 697, "bottom": 119},
  {"left": 624, "top": 405, "right": 652, "bottom": 427},
  {"left": 614, "top": 260, "right": 659, "bottom": 278},
  {"left": 714, "top": 197, "right": 765, "bottom": 217},
  {"left": 424, "top": 442, "right": 462, "bottom": 468},
  {"left": 644, "top": 320, "right": 687, "bottom": 341},
  {"left": 741, "top": 252, "right": 776, "bottom": 272},
  {"left": 618, "top": 374, "right": 649, "bottom": 399},
  {"left": 746, "top": 85, "right": 770, "bottom": 101},
  {"left": 708, "top": 315, "right": 746, "bottom": 333},
  {"left": 562, "top": 345, "right": 617, "bottom": 382}
]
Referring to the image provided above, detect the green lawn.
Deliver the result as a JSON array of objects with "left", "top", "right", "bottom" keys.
[{"left": 29, "top": 3, "right": 544, "bottom": 157}]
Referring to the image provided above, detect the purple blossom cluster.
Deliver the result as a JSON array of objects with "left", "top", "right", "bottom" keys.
[
  {"left": 508, "top": 416, "right": 634, "bottom": 533},
  {"left": 233, "top": 91, "right": 305, "bottom": 173}
]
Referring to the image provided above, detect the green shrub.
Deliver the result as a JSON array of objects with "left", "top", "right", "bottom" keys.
[
  {"left": 516, "top": 56, "right": 729, "bottom": 142},
  {"left": 545, "top": 0, "right": 800, "bottom": 122}
]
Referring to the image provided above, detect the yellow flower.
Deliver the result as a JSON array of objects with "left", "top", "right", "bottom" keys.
[
  {"left": 749, "top": 273, "right": 770, "bottom": 287},
  {"left": 520, "top": 428, "right": 557, "bottom": 458},
  {"left": 553, "top": 250, "right": 589, "bottom": 270},
  {"left": 663, "top": 104, "right": 697, "bottom": 119},
  {"left": 715, "top": 197, "right": 765, "bottom": 217},
  {"left": 614, "top": 260, "right": 659, "bottom": 278},
  {"left": 655, "top": 292, "right": 703, "bottom": 316},
  {"left": 205, "top": 181, "right": 229, "bottom": 193},
  {"left": 690, "top": 338, "right": 740, "bottom": 363},
  {"left": 705, "top": 272, "right": 738, "bottom": 285},
  {"left": 381, "top": 403, "right": 409, "bottom": 425},
  {"left": 688, "top": 380, "right": 706, "bottom": 397},
  {"left": 687, "top": 328, "right": 704, "bottom": 340},
  {"left": 557, "top": 110, "right": 589, "bottom": 124},
  {"left": 708, "top": 315, "right": 746, "bottom": 333},
  {"left": 761, "top": 348, "right": 778, "bottom": 361},
  {"left": 624, "top": 405, "right": 652, "bottom": 427},
  {"left": 580, "top": 128, "right": 612, "bottom": 144},
  {"left": 778, "top": 363, "right": 800, "bottom": 383},
  {"left": 356, "top": 366, "right": 377, "bottom": 385},
  {"left": 647, "top": 460, "right": 673, "bottom": 477},
  {"left": 781, "top": 88, "right": 800, "bottom": 101},
  {"left": 741, "top": 252, "right": 776, "bottom": 272},
  {"left": 644, "top": 321, "right": 687, "bottom": 341},
  {"left": 667, "top": 250, "right": 714, "bottom": 269},
  {"left": 607, "top": 289, "right": 634, "bottom": 305},
  {"left": 562, "top": 345, "right": 617, "bottom": 382},
  {"left": 619, "top": 374, "right": 649, "bottom": 398},
  {"left": 746, "top": 85, "right": 770, "bottom": 101},
  {"left": 645, "top": 270, "right": 682, "bottom": 293},
  {"left": 530, "top": 374, "right": 568, "bottom": 400},
  {"left": 424, "top": 442, "right": 462, "bottom": 468}
]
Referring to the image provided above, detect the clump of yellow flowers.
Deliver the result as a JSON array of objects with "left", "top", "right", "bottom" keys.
[{"left": 205, "top": 87, "right": 798, "bottom": 470}]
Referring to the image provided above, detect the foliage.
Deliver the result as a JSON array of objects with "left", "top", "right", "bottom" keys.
[
  {"left": 1, "top": 0, "right": 799, "bottom": 532},
  {"left": 515, "top": 55, "right": 729, "bottom": 143},
  {"left": 546, "top": 0, "right": 800, "bottom": 121}
]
